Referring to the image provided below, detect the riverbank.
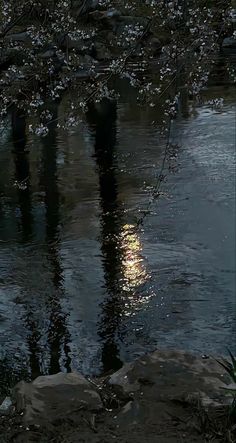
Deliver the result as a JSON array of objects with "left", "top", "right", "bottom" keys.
[{"left": 0, "top": 350, "right": 235, "bottom": 443}]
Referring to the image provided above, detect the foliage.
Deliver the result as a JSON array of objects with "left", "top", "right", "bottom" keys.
[
  {"left": 0, "top": 0, "right": 232, "bottom": 134},
  {"left": 217, "top": 350, "right": 236, "bottom": 383},
  {"left": 217, "top": 351, "right": 236, "bottom": 421}
]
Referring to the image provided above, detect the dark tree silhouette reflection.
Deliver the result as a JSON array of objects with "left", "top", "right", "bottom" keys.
[
  {"left": 12, "top": 109, "right": 33, "bottom": 242},
  {"left": 87, "top": 100, "right": 124, "bottom": 373},
  {"left": 11, "top": 109, "right": 42, "bottom": 379},
  {"left": 40, "top": 110, "right": 71, "bottom": 375},
  {"left": 88, "top": 99, "right": 151, "bottom": 373}
]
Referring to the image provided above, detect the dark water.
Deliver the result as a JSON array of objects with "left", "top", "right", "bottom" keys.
[{"left": 0, "top": 58, "right": 235, "bottom": 392}]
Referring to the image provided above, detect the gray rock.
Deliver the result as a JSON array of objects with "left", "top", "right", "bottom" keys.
[
  {"left": 222, "top": 37, "right": 236, "bottom": 49},
  {"left": 109, "top": 350, "right": 231, "bottom": 408},
  {"left": 14, "top": 372, "right": 103, "bottom": 425},
  {"left": 38, "top": 49, "right": 56, "bottom": 59},
  {"left": 75, "top": 69, "right": 92, "bottom": 79},
  {"left": 0, "top": 397, "right": 13, "bottom": 415},
  {"left": 90, "top": 8, "right": 121, "bottom": 21},
  {"left": 109, "top": 362, "right": 140, "bottom": 396},
  {"left": 60, "top": 35, "right": 92, "bottom": 53},
  {"left": 229, "top": 8, "right": 236, "bottom": 24},
  {"left": 5, "top": 32, "right": 30, "bottom": 43}
]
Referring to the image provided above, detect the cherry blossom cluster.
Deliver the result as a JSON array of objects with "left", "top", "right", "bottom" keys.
[{"left": 0, "top": 0, "right": 231, "bottom": 135}]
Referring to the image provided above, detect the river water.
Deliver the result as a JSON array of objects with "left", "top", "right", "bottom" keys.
[{"left": 0, "top": 56, "right": 235, "bottom": 393}]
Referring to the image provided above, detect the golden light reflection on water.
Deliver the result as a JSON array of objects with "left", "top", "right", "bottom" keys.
[{"left": 119, "top": 224, "right": 151, "bottom": 314}]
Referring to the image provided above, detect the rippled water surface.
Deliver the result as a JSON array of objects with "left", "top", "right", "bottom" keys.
[{"left": 0, "top": 58, "right": 235, "bottom": 392}]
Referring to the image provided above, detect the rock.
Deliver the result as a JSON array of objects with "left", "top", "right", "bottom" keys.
[
  {"left": 222, "top": 37, "right": 236, "bottom": 50},
  {"left": 106, "top": 351, "right": 233, "bottom": 443},
  {"left": 59, "top": 34, "right": 92, "bottom": 53},
  {"left": 13, "top": 372, "right": 103, "bottom": 426},
  {"left": 7, "top": 352, "right": 234, "bottom": 442},
  {"left": 113, "top": 400, "right": 141, "bottom": 428},
  {"left": 39, "top": 49, "right": 56, "bottom": 59},
  {"left": 109, "top": 362, "right": 140, "bottom": 396},
  {"left": 109, "top": 350, "right": 230, "bottom": 408},
  {"left": 229, "top": 8, "right": 236, "bottom": 24},
  {"left": 75, "top": 69, "right": 92, "bottom": 79},
  {"left": 5, "top": 32, "right": 30, "bottom": 43},
  {"left": 104, "top": 9, "right": 121, "bottom": 19},
  {"left": 89, "top": 10, "right": 121, "bottom": 35},
  {"left": 89, "top": 8, "right": 121, "bottom": 21},
  {"left": 0, "top": 397, "right": 13, "bottom": 415}
]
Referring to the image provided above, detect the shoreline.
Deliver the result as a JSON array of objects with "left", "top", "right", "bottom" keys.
[{"left": 0, "top": 349, "right": 234, "bottom": 442}]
